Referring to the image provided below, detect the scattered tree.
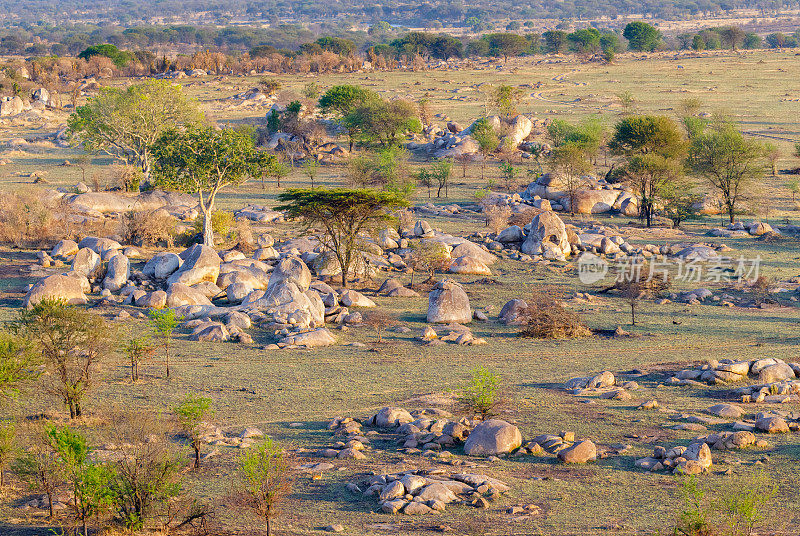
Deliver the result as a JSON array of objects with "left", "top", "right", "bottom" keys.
[
  {"left": 0, "top": 422, "right": 14, "bottom": 487},
  {"left": 237, "top": 438, "right": 293, "bottom": 536},
  {"left": 107, "top": 412, "right": 184, "bottom": 531},
  {"left": 0, "top": 332, "right": 36, "bottom": 402},
  {"left": 623, "top": 21, "right": 662, "bottom": 51},
  {"left": 409, "top": 240, "right": 451, "bottom": 287},
  {"left": 68, "top": 80, "right": 204, "bottom": 180},
  {"left": 363, "top": 310, "right": 396, "bottom": 343},
  {"left": 148, "top": 308, "right": 180, "bottom": 379},
  {"left": 124, "top": 335, "right": 154, "bottom": 383},
  {"left": 152, "top": 126, "right": 273, "bottom": 247},
  {"left": 277, "top": 189, "right": 409, "bottom": 287},
  {"left": 175, "top": 394, "right": 213, "bottom": 469},
  {"left": 13, "top": 300, "right": 110, "bottom": 419},
  {"left": 688, "top": 122, "right": 767, "bottom": 223},
  {"left": 459, "top": 366, "right": 502, "bottom": 419}
]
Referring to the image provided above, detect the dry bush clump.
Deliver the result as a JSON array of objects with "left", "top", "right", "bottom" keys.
[
  {"left": 363, "top": 310, "right": 397, "bottom": 343},
  {"left": 234, "top": 218, "right": 255, "bottom": 253},
  {"left": 483, "top": 204, "right": 512, "bottom": 234},
  {"left": 750, "top": 275, "right": 775, "bottom": 305},
  {"left": 0, "top": 190, "right": 62, "bottom": 247},
  {"left": 118, "top": 209, "right": 177, "bottom": 247},
  {"left": 396, "top": 208, "right": 414, "bottom": 234},
  {"left": 520, "top": 291, "right": 591, "bottom": 339},
  {"left": 508, "top": 206, "right": 544, "bottom": 228}
]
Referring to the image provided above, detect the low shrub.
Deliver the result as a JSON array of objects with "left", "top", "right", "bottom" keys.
[
  {"left": 520, "top": 291, "right": 591, "bottom": 339},
  {"left": 118, "top": 209, "right": 177, "bottom": 247},
  {"left": 0, "top": 190, "right": 61, "bottom": 247}
]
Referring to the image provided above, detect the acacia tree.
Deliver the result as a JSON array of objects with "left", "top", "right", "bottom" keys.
[
  {"left": 237, "top": 438, "right": 293, "bottom": 536},
  {"left": 0, "top": 332, "right": 37, "bottom": 402},
  {"left": 175, "top": 394, "right": 213, "bottom": 469},
  {"left": 277, "top": 189, "right": 409, "bottom": 287},
  {"left": 13, "top": 300, "right": 110, "bottom": 419},
  {"left": 550, "top": 143, "right": 591, "bottom": 214},
  {"left": 318, "top": 85, "right": 377, "bottom": 151},
  {"left": 609, "top": 115, "right": 686, "bottom": 226},
  {"left": 151, "top": 126, "right": 277, "bottom": 246},
  {"left": 68, "top": 80, "right": 204, "bottom": 181},
  {"left": 688, "top": 122, "right": 767, "bottom": 223}
]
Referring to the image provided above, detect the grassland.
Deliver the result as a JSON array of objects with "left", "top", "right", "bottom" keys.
[{"left": 1, "top": 50, "right": 800, "bottom": 535}]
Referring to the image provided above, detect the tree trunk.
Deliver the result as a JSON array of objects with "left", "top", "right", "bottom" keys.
[
  {"left": 631, "top": 305, "right": 636, "bottom": 326},
  {"left": 47, "top": 490, "right": 53, "bottom": 518},
  {"left": 266, "top": 517, "right": 271, "bottom": 536},
  {"left": 202, "top": 208, "right": 214, "bottom": 247},
  {"left": 165, "top": 342, "right": 171, "bottom": 379},
  {"left": 194, "top": 444, "right": 201, "bottom": 468}
]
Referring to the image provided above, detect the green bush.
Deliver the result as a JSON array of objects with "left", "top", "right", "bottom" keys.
[{"left": 460, "top": 366, "right": 502, "bottom": 419}]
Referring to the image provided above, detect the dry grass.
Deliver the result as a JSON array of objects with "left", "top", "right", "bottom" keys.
[{"left": 519, "top": 290, "right": 592, "bottom": 339}]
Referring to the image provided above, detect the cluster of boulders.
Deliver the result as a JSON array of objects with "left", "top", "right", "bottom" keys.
[
  {"left": 355, "top": 470, "right": 510, "bottom": 514},
  {"left": 45, "top": 187, "right": 199, "bottom": 222},
  {"left": 407, "top": 114, "right": 536, "bottom": 159},
  {"left": 419, "top": 323, "right": 488, "bottom": 347},
  {"left": 364, "top": 407, "right": 475, "bottom": 455},
  {"left": 564, "top": 371, "right": 640, "bottom": 402},
  {"left": 315, "top": 417, "right": 373, "bottom": 460},
  {"left": 196, "top": 422, "right": 265, "bottom": 451},
  {"left": 709, "top": 221, "right": 779, "bottom": 239},
  {"left": 668, "top": 357, "right": 799, "bottom": 386},
  {"left": 635, "top": 441, "right": 713, "bottom": 475},
  {"left": 523, "top": 174, "right": 638, "bottom": 216}
]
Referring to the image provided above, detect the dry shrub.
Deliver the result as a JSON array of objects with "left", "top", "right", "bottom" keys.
[
  {"left": 119, "top": 209, "right": 177, "bottom": 247},
  {"left": 410, "top": 240, "right": 451, "bottom": 287},
  {"left": 520, "top": 291, "right": 591, "bottom": 339},
  {"left": 508, "top": 206, "right": 544, "bottom": 228},
  {"left": 483, "top": 205, "right": 512, "bottom": 234},
  {"left": 234, "top": 218, "right": 256, "bottom": 253},
  {"left": 0, "top": 190, "right": 61, "bottom": 247},
  {"left": 750, "top": 275, "right": 774, "bottom": 305},
  {"left": 111, "top": 164, "right": 143, "bottom": 192},
  {"left": 396, "top": 209, "right": 414, "bottom": 234},
  {"left": 363, "top": 310, "right": 397, "bottom": 343}
]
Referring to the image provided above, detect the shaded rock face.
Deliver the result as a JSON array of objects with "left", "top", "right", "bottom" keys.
[
  {"left": 142, "top": 252, "right": 182, "bottom": 280},
  {"left": 463, "top": 419, "right": 522, "bottom": 456},
  {"left": 268, "top": 256, "right": 312, "bottom": 291},
  {"left": 521, "top": 212, "right": 570, "bottom": 259},
  {"left": 103, "top": 253, "right": 129, "bottom": 292},
  {"left": 24, "top": 274, "right": 88, "bottom": 309},
  {"left": 558, "top": 440, "right": 597, "bottom": 463},
  {"left": 165, "top": 283, "right": 213, "bottom": 307},
  {"left": 427, "top": 279, "right": 471, "bottom": 324},
  {"left": 167, "top": 245, "right": 221, "bottom": 287},
  {"left": 71, "top": 248, "right": 102, "bottom": 279}
]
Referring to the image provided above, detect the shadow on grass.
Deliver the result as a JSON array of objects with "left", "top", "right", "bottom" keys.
[{"left": 0, "top": 522, "right": 64, "bottom": 536}]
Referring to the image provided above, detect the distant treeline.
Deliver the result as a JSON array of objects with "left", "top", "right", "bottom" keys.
[
  {"left": 1, "top": 0, "right": 800, "bottom": 27},
  {"left": 3, "top": 21, "right": 800, "bottom": 60}
]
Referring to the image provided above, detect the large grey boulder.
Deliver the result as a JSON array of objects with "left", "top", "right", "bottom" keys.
[
  {"left": 498, "top": 299, "right": 528, "bottom": 325},
  {"left": 167, "top": 245, "right": 221, "bottom": 287},
  {"left": 374, "top": 407, "right": 414, "bottom": 428},
  {"left": 521, "top": 212, "right": 571, "bottom": 259},
  {"left": 142, "top": 252, "right": 182, "bottom": 280},
  {"left": 280, "top": 328, "right": 336, "bottom": 348},
  {"left": 51, "top": 239, "right": 79, "bottom": 259},
  {"left": 24, "top": 274, "right": 87, "bottom": 308},
  {"left": 463, "top": 419, "right": 522, "bottom": 456},
  {"left": 268, "top": 256, "right": 311, "bottom": 291},
  {"left": 427, "top": 279, "right": 471, "bottom": 324},
  {"left": 558, "top": 440, "right": 597, "bottom": 463},
  {"left": 165, "top": 283, "right": 213, "bottom": 307},
  {"left": 71, "top": 248, "right": 102, "bottom": 279},
  {"left": 103, "top": 253, "right": 129, "bottom": 292},
  {"left": 450, "top": 241, "right": 496, "bottom": 265}
]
